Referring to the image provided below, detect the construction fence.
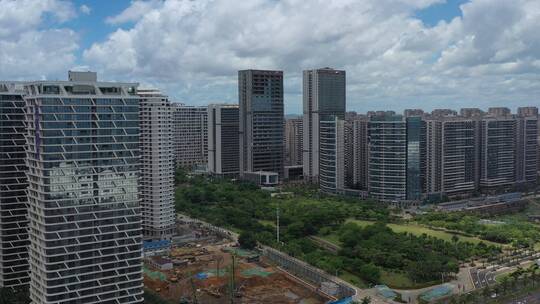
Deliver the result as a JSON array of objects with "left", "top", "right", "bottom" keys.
[{"left": 262, "top": 246, "right": 357, "bottom": 300}]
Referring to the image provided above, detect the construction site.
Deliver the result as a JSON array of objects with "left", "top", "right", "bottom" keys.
[{"left": 143, "top": 217, "right": 334, "bottom": 304}]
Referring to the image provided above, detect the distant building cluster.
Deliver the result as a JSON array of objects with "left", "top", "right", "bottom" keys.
[
  {"left": 173, "top": 67, "right": 539, "bottom": 203},
  {"left": 0, "top": 68, "right": 538, "bottom": 303}
]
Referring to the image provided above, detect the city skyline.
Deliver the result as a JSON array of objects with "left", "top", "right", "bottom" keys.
[
  {"left": 1, "top": 0, "right": 540, "bottom": 114},
  {"left": 1, "top": 1, "right": 540, "bottom": 303}
]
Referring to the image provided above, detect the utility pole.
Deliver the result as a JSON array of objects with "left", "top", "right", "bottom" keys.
[
  {"left": 276, "top": 201, "right": 280, "bottom": 244},
  {"left": 188, "top": 272, "right": 198, "bottom": 304},
  {"left": 229, "top": 254, "right": 236, "bottom": 304}
]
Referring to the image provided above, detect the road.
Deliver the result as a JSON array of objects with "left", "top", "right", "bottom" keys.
[
  {"left": 505, "top": 291, "right": 540, "bottom": 304},
  {"left": 470, "top": 267, "right": 497, "bottom": 289},
  {"left": 308, "top": 236, "right": 341, "bottom": 254}
]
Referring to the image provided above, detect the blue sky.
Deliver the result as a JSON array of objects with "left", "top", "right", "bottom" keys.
[
  {"left": 60, "top": 0, "right": 131, "bottom": 59},
  {"left": 415, "top": 0, "right": 469, "bottom": 27},
  {"left": 1, "top": 0, "right": 539, "bottom": 114}
]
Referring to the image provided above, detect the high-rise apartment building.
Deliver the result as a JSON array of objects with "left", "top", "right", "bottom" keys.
[
  {"left": 516, "top": 107, "right": 538, "bottom": 186},
  {"left": 319, "top": 117, "right": 346, "bottom": 194},
  {"left": 0, "top": 82, "right": 30, "bottom": 288},
  {"left": 172, "top": 104, "right": 208, "bottom": 169},
  {"left": 302, "top": 68, "right": 346, "bottom": 182},
  {"left": 368, "top": 113, "right": 407, "bottom": 201},
  {"left": 139, "top": 89, "right": 175, "bottom": 240},
  {"left": 24, "top": 73, "right": 143, "bottom": 303},
  {"left": 480, "top": 114, "right": 517, "bottom": 190},
  {"left": 285, "top": 118, "right": 303, "bottom": 166},
  {"left": 424, "top": 116, "right": 480, "bottom": 197},
  {"left": 238, "top": 70, "right": 284, "bottom": 177},
  {"left": 208, "top": 104, "right": 240, "bottom": 176},
  {"left": 367, "top": 113, "right": 423, "bottom": 201}
]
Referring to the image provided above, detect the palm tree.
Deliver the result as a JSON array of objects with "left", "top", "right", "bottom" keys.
[
  {"left": 464, "top": 292, "right": 475, "bottom": 304},
  {"left": 360, "top": 296, "right": 371, "bottom": 304},
  {"left": 532, "top": 267, "right": 539, "bottom": 286},
  {"left": 482, "top": 285, "right": 491, "bottom": 301},
  {"left": 501, "top": 276, "right": 510, "bottom": 295}
]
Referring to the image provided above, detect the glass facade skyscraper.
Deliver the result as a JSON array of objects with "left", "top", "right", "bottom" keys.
[
  {"left": 24, "top": 78, "right": 143, "bottom": 304},
  {"left": 0, "top": 82, "right": 30, "bottom": 288},
  {"left": 238, "top": 70, "right": 284, "bottom": 177},
  {"left": 208, "top": 104, "right": 240, "bottom": 176}
]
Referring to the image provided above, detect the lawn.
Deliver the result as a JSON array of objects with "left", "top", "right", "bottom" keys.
[
  {"left": 380, "top": 270, "right": 440, "bottom": 290},
  {"left": 336, "top": 265, "right": 442, "bottom": 290},
  {"left": 320, "top": 219, "right": 499, "bottom": 246},
  {"left": 258, "top": 219, "right": 276, "bottom": 227},
  {"left": 339, "top": 270, "right": 368, "bottom": 288}
]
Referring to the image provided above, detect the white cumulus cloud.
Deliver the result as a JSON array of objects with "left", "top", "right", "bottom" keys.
[
  {"left": 80, "top": 4, "right": 91, "bottom": 15},
  {"left": 0, "top": 0, "right": 79, "bottom": 80}
]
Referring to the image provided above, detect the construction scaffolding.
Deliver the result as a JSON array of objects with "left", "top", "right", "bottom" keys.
[{"left": 262, "top": 246, "right": 357, "bottom": 299}]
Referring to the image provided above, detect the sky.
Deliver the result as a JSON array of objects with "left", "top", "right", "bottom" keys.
[{"left": 1, "top": 0, "right": 539, "bottom": 114}]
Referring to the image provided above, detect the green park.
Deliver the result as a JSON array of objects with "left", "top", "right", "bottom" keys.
[{"left": 174, "top": 170, "right": 540, "bottom": 291}]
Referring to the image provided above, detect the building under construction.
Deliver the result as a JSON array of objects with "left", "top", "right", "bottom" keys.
[{"left": 143, "top": 218, "right": 335, "bottom": 303}]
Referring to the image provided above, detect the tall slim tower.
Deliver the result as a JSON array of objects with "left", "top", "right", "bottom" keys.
[
  {"left": 351, "top": 116, "right": 369, "bottom": 191},
  {"left": 285, "top": 118, "right": 303, "bottom": 166},
  {"left": 172, "top": 104, "right": 208, "bottom": 169},
  {"left": 238, "top": 70, "right": 284, "bottom": 176},
  {"left": 24, "top": 73, "right": 143, "bottom": 304},
  {"left": 516, "top": 107, "right": 538, "bottom": 187},
  {"left": 319, "top": 116, "right": 346, "bottom": 194},
  {"left": 139, "top": 89, "right": 175, "bottom": 240},
  {"left": 302, "top": 68, "right": 346, "bottom": 182},
  {"left": 0, "top": 82, "right": 30, "bottom": 288},
  {"left": 208, "top": 104, "right": 240, "bottom": 176}
]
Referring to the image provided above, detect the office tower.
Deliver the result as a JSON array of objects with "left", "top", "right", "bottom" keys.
[
  {"left": 139, "top": 89, "right": 175, "bottom": 240},
  {"left": 351, "top": 116, "right": 369, "bottom": 191},
  {"left": 208, "top": 104, "right": 240, "bottom": 176},
  {"left": 424, "top": 117, "right": 480, "bottom": 197},
  {"left": 25, "top": 73, "right": 143, "bottom": 303},
  {"left": 285, "top": 118, "right": 303, "bottom": 166},
  {"left": 238, "top": 70, "right": 284, "bottom": 176},
  {"left": 319, "top": 117, "right": 346, "bottom": 194},
  {"left": 0, "top": 82, "right": 30, "bottom": 288},
  {"left": 302, "top": 68, "right": 346, "bottom": 182},
  {"left": 172, "top": 104, "right": 208, "bottom": 169},
  {"left": 480, "top": 113, "right": 517, "bottom": 191},
  {"left": 516, "top": 107, "right": 538, "bottom": 186},
  {"left": 367, "top": 113, "right": 423, "bottom": 201}
]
